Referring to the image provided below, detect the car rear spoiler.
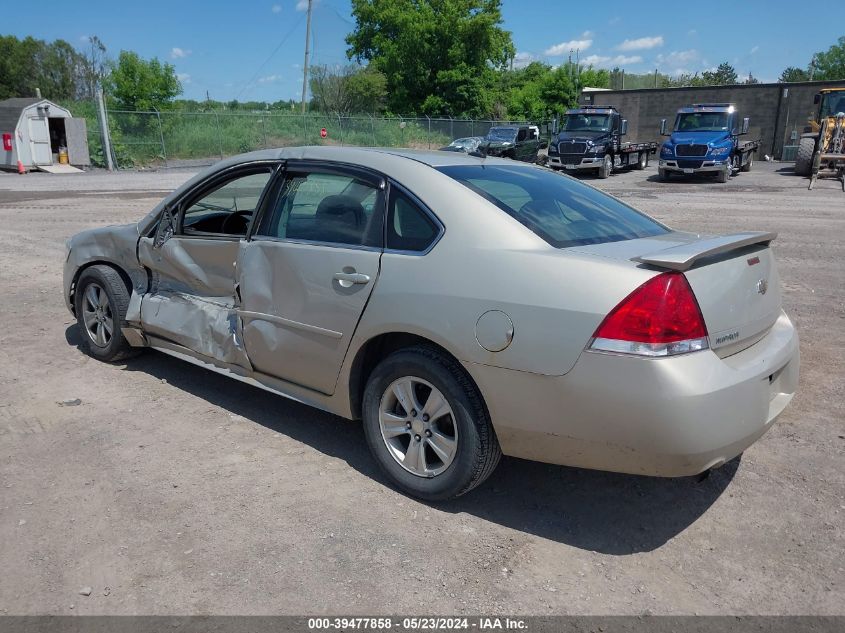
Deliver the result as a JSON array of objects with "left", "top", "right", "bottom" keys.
[{"left": 632, "top": 231, "right": 777, "bottom": 271}]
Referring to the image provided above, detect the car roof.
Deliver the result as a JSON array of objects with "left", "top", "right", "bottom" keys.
[{"left": 231, "top": 145, "right": 518, "bottom": 171}]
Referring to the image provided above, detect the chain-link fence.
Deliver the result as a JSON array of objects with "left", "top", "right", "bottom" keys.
[{"left": 96, "top": 107, "right": 552, "bottom": 169}]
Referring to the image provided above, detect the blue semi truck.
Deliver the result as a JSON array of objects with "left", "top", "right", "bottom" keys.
[{"left": 658, "top": 103, "right": 760, "bottom": 182}]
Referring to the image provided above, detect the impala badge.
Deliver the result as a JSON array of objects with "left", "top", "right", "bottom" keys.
[{"left": 756, "top": 279, "right": 768, "bottom": 295}]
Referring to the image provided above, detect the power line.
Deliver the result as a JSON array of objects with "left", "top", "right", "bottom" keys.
[{"left": 235, "top": 13, "right": 306, "bottom": 100}]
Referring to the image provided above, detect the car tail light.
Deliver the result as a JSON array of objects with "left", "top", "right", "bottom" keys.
[{"left": 589, "top": 271, "right": 709, "bottom": 357}]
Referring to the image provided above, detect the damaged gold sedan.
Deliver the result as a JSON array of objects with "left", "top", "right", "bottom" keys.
[{"left": 64, "top": 147, "right": 799, "bottom": 500}]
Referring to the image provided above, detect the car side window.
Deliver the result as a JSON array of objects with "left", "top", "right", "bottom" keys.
[
  {"left": 258, "top": 170, "right": 384, "bottom": 248},
  {"left": 517, "top": 128, "right": 527, "bottom": 142},
  {"left": 181, "top": 168, "right": 273, "bottom": 236},
  {"left": 386, "top": 189, "right": 440, "bottom": 253}
]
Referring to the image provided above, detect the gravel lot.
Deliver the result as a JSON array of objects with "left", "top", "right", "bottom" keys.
[{"left": 0, "top": 160, "right": 842, "bottom": 615}]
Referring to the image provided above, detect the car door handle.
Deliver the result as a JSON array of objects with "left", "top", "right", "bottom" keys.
[{"left": 333, "top": 271, "right": 371, "bottom": 287}]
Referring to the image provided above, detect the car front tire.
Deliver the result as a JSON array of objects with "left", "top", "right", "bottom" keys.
[
  {"left": 362, "top": 346, "right": 501, "bottom": 501},
  {"left": 74, "top": 265, "right": 139, "bottom": 362}
]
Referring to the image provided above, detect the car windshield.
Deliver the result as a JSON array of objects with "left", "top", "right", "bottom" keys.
[
  {"left": 486, "top": 127, "right": 517, "bottom": 142},
  {"left": 675, "top": 112, "right": 729, "bottom": 132},
  {"left": 561, "top": 114, "right": 610, "bottom": 132},
  {"left": 437, "top": 164, "right": 668, "bottom": 248}
]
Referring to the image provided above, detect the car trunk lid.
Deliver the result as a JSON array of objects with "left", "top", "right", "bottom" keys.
[{"left": 572, "top": 231, "right": 782, "bottom": 356}]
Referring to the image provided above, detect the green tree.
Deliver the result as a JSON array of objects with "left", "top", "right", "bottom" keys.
[
  {"left": 310, "top": 65, "right": 388, "bottom": 115},
  {"left": 813, "top": 36, "right": 845, "bottom": 80},
  {"left": 346, "top": 0, "right": 514, "bottom": 116},
  {"left": 579, "top": 67, "right": 610, "bottom": 90},
  {"left": 779, "top": 66, "right": 810, "bottom": 82},
  {"left": 104, "top": 51, "right": 181, "bottom": 111},
  {"left": 701, "top": 62, "right": 738, "bottom": 85},
  {"left": 0, "top": 35, "right": 87, "bottom": 100}
]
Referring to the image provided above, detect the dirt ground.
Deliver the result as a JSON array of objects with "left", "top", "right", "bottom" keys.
[{"left": 0, "top": 160, "right": 842, "bottom": 616}]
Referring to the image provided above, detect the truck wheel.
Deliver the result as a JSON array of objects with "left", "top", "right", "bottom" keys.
[
  {"left": 658, "top": 168, "right": 670, "bottom": 181},
  {"left": 634, "top": 152, "right": 647, "bottom": 170},
  {"left": 716, "top": 167, "right": 730, "bottom": 183},
  {"left": 598, "top": 155, "right": 612, "bottom": 179},
  {"left": 795, "top": 136, "right": 816, "bottom": 177},
  {"left": 740, "top": 154, "right": 753, "bottom": 172}
]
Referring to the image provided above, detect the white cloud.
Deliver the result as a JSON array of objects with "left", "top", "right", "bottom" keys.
[
  {"left": 271, "top": 4, "right": 282, "bottom": 12},
  {"left": 295, "top": 0, "right": 310, "bottom": 10},
  {"left": 656, "top": 49, "right": 700, "bottom": 67},
  {"left": 176, "top": 73, "right": 191, "bottom": 84},
  {"left": 513, "top": 51, "right": 537, "bottom": 69},
  {"left": 544, "top": 33, "right": 593, "bottom": 56},
  {"left": 582, "top": 54, "right": 643, "bottom": 68},
  {"left": 258, "top": 74, "right": 281, "bottom": 83},
  {"left": 687, "top": 29, "right": 697, "bottom": 36},
  {"left": 79, "top": 35, "right": 89, "bottom": 43},
  {"left": 171, "top": 47, "right": 191, "bottom": 59},
  {"left": 616, "top": 36, "right": 664, "bottom": 51},
  {"left": 750, "top": 45, "right": 759, "bottom": 54}
]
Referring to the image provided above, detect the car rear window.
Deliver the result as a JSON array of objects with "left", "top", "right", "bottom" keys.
[{"left": 436, "top": 164, "right": 668, "bottom": 248}]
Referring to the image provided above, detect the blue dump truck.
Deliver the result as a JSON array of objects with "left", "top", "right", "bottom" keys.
[
  {"left": 658, "top": 103, "right": 760, "bottom": 183},
  {"left": 547, "top": 106, "right": 657, "bottom": 178}
]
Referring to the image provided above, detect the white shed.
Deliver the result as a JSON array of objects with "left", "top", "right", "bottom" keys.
[{"left": 0, "top": 98, "right": 90, "bottom": 173}]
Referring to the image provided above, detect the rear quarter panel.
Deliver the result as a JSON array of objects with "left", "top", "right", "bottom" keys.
[{"left": 352, "top": 167, "right": 657, "bottom": 376}]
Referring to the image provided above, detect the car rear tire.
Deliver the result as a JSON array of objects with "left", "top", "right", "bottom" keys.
[
  {"left": 794, "top": 136, "right": 816, "bottom": 177},
  {"left": 74, "top": 265, "right": 139, "bottom": 362},
  {"left": 362, "top": 346, "right": 501, "bottom": 501}
]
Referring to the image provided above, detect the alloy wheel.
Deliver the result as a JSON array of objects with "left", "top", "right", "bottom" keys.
[
  {"left": 379, "top": 376, "right": 458, "bottom": 477},
  {"left": 81, "top": 283, "right": 114, "bottom": 348}
]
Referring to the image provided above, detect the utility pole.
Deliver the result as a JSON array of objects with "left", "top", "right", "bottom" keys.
[{"left": 300, "top": 0, "right": 313, "bottom": 114}]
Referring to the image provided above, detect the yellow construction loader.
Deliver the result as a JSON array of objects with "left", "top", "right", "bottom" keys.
[{"left": 794, "top": 88, "right": 845, "bottom": 190}]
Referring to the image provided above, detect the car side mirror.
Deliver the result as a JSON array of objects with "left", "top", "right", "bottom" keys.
[
  {"left": 620, "top": 119, "right": 628, "bottom": 135},
  {"left": 660, "top": 119, "right": 668, "bottom": 136},
  {"left": 153, "top": 207, "right": 175, "bottom": 249},
  {"left": 814, "top": 93, "right": 821, "bottom": 105},
  {"left": 741, "top": 117, "right": 750, "bottom": 135},
  {"left": 539, "top": 139, "right": 548, "bottom": 149}
]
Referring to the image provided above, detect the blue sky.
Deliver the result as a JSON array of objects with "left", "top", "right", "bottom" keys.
[{"left": 4, "top": 0, "right": 841, "bottom": 102}]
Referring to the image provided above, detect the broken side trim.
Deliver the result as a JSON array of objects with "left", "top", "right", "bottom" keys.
[{"left": 237, "top": 310, "right": 343, "bottom": 339}]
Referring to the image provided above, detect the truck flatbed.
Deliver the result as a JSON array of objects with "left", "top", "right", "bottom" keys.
[{"left": 619, "top": 141, "right": 659, "bottom": 154}]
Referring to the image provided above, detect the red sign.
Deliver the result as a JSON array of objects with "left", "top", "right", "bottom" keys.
[
  {"left": 2, "top": 133, "right": 11, "bottom": 152},
  {"left": 320, "top": 128, "right": 327, "bottom": 138}
]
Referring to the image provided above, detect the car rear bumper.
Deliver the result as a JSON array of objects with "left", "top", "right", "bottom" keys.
[{"left": 465, "top": 310, "right": 799, "bottom": 477}]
